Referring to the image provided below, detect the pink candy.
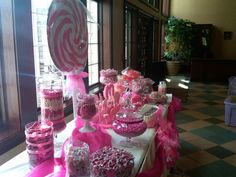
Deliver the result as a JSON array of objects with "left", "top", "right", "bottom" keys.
[
  {"left": 112, "top": 119, "right": 147, "bottom": 138},
  {"left": 40, "top": 88, "right": 66, "bottom": 132},
  {"left": 112, "top": 111, "right": 147, "bottom": 138},
  {"left": 90, "top": 146, "right": 134, "bottom": 177},
  {"left": 131, "top": 78, "right": 154, "bottom": 94},
  {"left": 25, "top": 121, "right": 54, "bottom": 168},
  {"left": 65, "top": 141, "right": 90, "bottom": 177},
  {"left": 100, "top": 69, "right": 118, "bottom": 85},
  {"left": 147, "top": 91, "right": 167, "bottom": 104},
  {"left": 77, "top": 94, "right": 97, "bottom": 120},
  {"left": 121, "top": 67, "right": 141, "bottom": 81}
]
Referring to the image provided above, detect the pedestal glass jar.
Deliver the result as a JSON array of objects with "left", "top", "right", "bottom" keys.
[
  {"left": 39, "top": 74, "right": 66, "bottom": 133},
  {"left": 131, "top": 78, "right": 154, "bottom": 95},
  {"left": 64, "top": 139, "right": 90, "bottom": 177},
  {"left": 25, "top": 120, "right": 54, "bottom": 168},
  {"left": 112, "top": 110, "right": 147, "bottom": 148},
  {"left": 77, "top": 94, "right": 97, "bottom": 132}
]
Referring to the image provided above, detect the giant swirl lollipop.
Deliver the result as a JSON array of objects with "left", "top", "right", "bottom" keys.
[{"left": 47, "top": 0, "right": 88, "bottom": 72}]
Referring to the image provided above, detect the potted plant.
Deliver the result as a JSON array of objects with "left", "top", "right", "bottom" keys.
[{"left": 164, "top": 16, "right": 195, "bottom": 75}]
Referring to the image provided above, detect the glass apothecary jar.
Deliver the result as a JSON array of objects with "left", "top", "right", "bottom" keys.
[
  {"left": 64, "top": 138, "right": 90, "bottom": 177},
  {"left": 25, "top": 120, "right": 54, "bottom": 168},
  {"left": 112, "top": 109, "right": 147, "bottom": 147},
  {"left": 38, "top": 74, "right": 66, "bottom": 132}
]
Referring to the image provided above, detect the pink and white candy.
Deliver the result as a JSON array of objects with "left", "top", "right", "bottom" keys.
[
  {"left": 90, "top": 146, "right": 134, "bottom": 177},
  {"left": 47, "top": 0, "right": 88, "bottom": 72}
]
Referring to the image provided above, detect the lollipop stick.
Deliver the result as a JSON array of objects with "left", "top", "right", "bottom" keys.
[{"left": 72, "top": 90, "right": 78, "bottom": 119}]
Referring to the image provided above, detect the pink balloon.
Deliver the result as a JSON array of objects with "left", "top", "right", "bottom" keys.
[{"left": 47, "top": 0, "right": 88, "bottom": 72}]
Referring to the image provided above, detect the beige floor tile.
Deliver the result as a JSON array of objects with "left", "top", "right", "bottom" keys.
[
  {"left": 215, "top": 93, "right": 228, "bottom": 97},
  {"left": 214, "top": 104, "right": 225, "bottom": 109},
  {"left": 215, "top": 115, "right": 225, "bottom": 121},
  {"left": 175, "top": 156, "right": 200, "bottom": 172},
  {"left": 181, "top": 110, "right": 211, "bottom": 120},
  {"left": 223, "top": 154, "right": 236, "bottom": 167},
  {"left": 179, "top": 132, "right": 200, "bottom": 141},
  {"left": 188, "top": 151, "right": 219, "bottom": 165},
  {"left": 183, "top": 103, "right": 209, "bottom": 110},
  {"left": 188, "top": 93, "right": 202, "bottom": 97},
  {"left": 187, "top": 98, "right": 207, "bottom": 104},
  {"left": 190, "top": 138, "right": 217, "bottom": 150},
  {"left": 217, "top": 123, "right": 236, "bottom": 133},
  {"left": 180, "top": 132, "right": 217, "bottom": 149},
  {"left": 178, "top": 120, "right": 212, "bottom": 131},
  {"left": 221, "top": 140, "right": 236, "bottom": 153}
]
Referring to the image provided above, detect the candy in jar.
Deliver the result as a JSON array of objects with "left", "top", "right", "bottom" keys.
[
  {"left": 99, "top": 69, "right": 118, "bottom": 85},
  {"left": 25, "top": 120, "right": 54, "bottom": 168},
  {"left": 77, "top": 94, "right": 97, "bottom": 120},
  {"left": 158, "top": 81, "right": 167, "bottom": 95},
  {"left": 65, "top": 138, "right": 90, "bottom": 177},
  {"left": 39, "top": 74, "right": 66, "bottom": 132}
]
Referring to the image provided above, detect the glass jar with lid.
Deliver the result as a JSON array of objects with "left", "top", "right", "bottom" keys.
[
  {"left": 64, "top": 138, "right": 90, "bottom": 177},
  {"left": 39, "top": 73, "right": 66, "bottom": 133}
]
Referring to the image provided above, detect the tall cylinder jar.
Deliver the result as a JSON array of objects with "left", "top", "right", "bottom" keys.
[{"left": 39, "top": 74, "right": 66, "bottom": 133}]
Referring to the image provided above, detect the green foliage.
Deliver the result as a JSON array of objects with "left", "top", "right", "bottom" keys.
[{"left": 164, "top": 16, "right": 195, "bottom": 62}]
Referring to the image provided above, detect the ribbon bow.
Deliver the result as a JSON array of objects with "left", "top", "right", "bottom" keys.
[{"left": 65, "top": 72, "right": 88, "bottom": 97}]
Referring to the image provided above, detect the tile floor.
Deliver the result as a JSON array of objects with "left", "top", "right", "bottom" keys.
[{"left": 173, "top": 82, "right": 236, "bottom": 177}]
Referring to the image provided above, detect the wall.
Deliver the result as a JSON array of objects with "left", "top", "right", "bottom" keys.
[{"left": 170, "top": 0, "right": 236, "bottom": 59}]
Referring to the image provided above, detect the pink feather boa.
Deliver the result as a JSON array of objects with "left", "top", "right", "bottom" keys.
[{"left": 137, "top": 96, "right": 181, "bottom": 177}]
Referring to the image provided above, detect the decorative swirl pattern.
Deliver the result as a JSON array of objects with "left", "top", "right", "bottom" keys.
[{"left": 47, "top": 0, "right": 88, "bottom": 72}]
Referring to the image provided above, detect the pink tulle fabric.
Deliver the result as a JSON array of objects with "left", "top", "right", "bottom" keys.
[
  {"left": 65, "top": 72, "right": 88, "bottom": 94},
  {"left": 26, "top": 117, "right": 112, "bottom": 177},
  {"left": 137, "top": 96, "right": 181, "bottom": 177},
  {"left": 73, "top": 118, "right": 112, "bottom": 153}
]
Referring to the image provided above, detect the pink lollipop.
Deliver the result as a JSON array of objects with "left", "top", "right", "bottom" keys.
[{"left": 47, "top": 0, "right": 88, "bottom": 72}]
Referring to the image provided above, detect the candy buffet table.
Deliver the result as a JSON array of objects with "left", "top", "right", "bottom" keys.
[
  {"left": 0, "top": 121, "right": 157, "bottom": 177},
  {"left": 0, "top": 94, "right": 181, "bottom": 177}
]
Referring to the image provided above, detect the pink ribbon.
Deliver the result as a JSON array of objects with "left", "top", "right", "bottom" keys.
[{"left": 65, "top": 72, "right": 88, "bottom": 94}]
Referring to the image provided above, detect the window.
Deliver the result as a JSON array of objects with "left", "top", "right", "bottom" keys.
[
  {"left": 0, "top": 0, "right": 103, "bottom": 156},
  {"left": 125, "top": 8, "right": 132, "bottom": 67},
  {"left": 0, "top": 0, "right": 37, "bottom": 155},
  {"left": 161, "top": 0, "right": 170, "bottom": 58},
  {"left": 124, "top": 1, "right": 169, "bottom": 73},
  {"left": 87, "top": 0, "right": 100, "bottom": 86},
  {"left": 124, "top": 4, "right": 158, "bottom": 75},
  {"left": 32, "top": 0, "right": 101, "bottom": 105}
]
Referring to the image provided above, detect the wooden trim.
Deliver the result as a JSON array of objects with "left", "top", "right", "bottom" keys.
[
  {"left": 0, "top": 0, "right": 37, "bottom": 155},
  {"left": 103, "top": 0, "right": 112, "bottom": 69},
  {"left": 14, "top": 0, "right": 38, "bottom": 127},
  {"left": 0, "top": 0, "right": 20, "bottom": 143}
]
